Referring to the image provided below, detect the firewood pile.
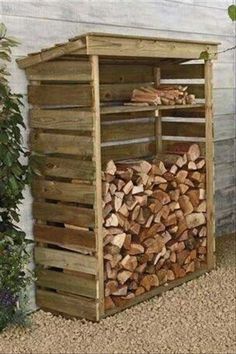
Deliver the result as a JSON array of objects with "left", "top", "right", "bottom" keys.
[
  {"left": 130, "top": 85, "right": 196, "bottom": 106},
  {"left": 102, "top": 144, "right": 207, "bottom": 310}
]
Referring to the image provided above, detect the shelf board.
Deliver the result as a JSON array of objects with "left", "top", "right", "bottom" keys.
[{"left": 100, "top": 103, "right": 205, "bottom": 114}]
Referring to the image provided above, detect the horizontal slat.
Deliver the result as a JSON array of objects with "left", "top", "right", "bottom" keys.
[
  {"left": 100, "top": 82, "right": 153, "bottom": 102},
  {"left": 39, "top": 156, "right": 95, "bottom": 180},
  {"left": 28, "top": 84, "right": 92, "bottom": 106},
  {"left": 215, "top": 185, "right": 236, "bottom": 211},
  {"left": 99, "top": 64, "right": 153, "bottom": 83},
  {"left": 215, "top": 138, "right": 236, "bottom": 164},
  {"left": 26, "top": 60, "right": 91, "bottom": 81},
  {"left": 102, "top": 141, "right": 155, "bottom": 165},
  {"left": 162, "top": 117, "right": 205, "bottom": 123},
  {"left": 162, "top": 136, "right": 205, "bottom": 142},
  {"left": 30, "top": 109, "right": 93, "bottom": 131},
  {"left": 35, "top": 247, "right": 97, "bottom": 275},
  {"left": 34, "top": 224, "right": 95, "bottom": 252},
  {"left": 34, "top": 224, "right": 95, "bottom": 254},
  {"left": 32, "top": 180, "right": 95, "bottom": 204},
  {"left": 102, "top": 121, "right": 154, "bottom": 142},
  {"left": 87, "top": 35, "right": 217, "bottom": 59},
  {"left": 36, "top": 289, "right": 97, "bottom": 321},
  {"left": 216, "top": 207, "right": 236, "bottom": 237},
  {"left": 161, "top": 64, "right": 204, "bottom": 79},
  {"left": 36, "top": 269, "right": 96, "bottom": 298},
  {"left": 33, "top": 202, "right": 95, "bottom": 228},
  {"left": 215, "top": 162, "right": 236, "bottom": 191},
  {"left": 31, "top": 132, "right": 93, "bottom": 155},
  {"left": 162, "top": 122, "right": 205, "bottom": 137},
  {"left": 100, "top": 104, "right": 205, "bottom": 114}
]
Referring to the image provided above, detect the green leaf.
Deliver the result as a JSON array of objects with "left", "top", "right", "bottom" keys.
[
  {"left": 228, "top": 5, "right": 236, "bottom": 21},
  {"left": 0, "top": 23, "right": 7, "bottom": 38},
  {"left": 199, "top": 50, "right": 210, "bottom": 60}
]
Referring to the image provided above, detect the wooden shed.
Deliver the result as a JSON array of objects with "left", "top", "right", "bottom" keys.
[{"left": 17, "top": 32, "right": 219, "bottom": 321}]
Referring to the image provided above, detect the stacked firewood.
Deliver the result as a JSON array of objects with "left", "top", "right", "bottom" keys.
[
  {"left": 130, "top": 85, "right": 196, "bottom": 106},
  {"left": 102, "top": 144, "right": 207, "bottom": 310}
]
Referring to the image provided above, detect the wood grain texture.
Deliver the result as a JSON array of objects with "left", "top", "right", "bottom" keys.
[
  {"left": 26, "top": 60, "right": 91, "bottom": 81},
  {"left": 31, "top": 132, "right": 93, "bottom": 156},
  {"left": 38, "top": 156, "right": 95, "bottom": 180},
  {"left": 34, "top": 224, "right": 95, "bottom": 252},
  {"left": 102, "top": 121, "right": 155, "bottom": 142},
  {"left": 36, "top": 269, "right": 97, "bottom": 298},
  {"left": 36, "top": 289, "right": 97, "bottom": 321},
  {"left": 30, "top": 109, "right": 93, "bottom": 131},
  {"left": 32, "top": 179, "right": 94, "bottom": 204},
  {"left": 33, "top": 202, "right": 95, "bottom": 228},
  {"left": 35, "top": 247, "right": 97, "bottom": 274},
  {"left": 86, "top": 35, "right": 217, "bottom": 59},
  {"left": 28, "top": 84, "right": 92, "bottom": 106}
]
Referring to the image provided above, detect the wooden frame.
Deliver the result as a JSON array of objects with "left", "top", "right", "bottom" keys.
[{"left": 17, "top": 33, "right": 218, "bottom": 321}]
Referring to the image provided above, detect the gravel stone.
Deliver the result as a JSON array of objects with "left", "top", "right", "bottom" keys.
[{"left": 0, "top": 234, "right": 235, "bottom": 354}]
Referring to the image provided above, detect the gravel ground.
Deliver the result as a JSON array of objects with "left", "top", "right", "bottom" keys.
[{"left": 0, "top": 233, "right": 235, "bottom": 354}]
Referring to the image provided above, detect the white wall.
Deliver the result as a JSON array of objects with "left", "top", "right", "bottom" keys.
[{"left": 0, "top": 0, "right": 235, "bottom": 310}]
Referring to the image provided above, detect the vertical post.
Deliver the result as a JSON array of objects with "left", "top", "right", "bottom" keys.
[
  {"left": 153, "top": 67, "right": 162, "bottom": 153},
  {"left": 90, "top": 55, "right": 104, "bottom": 320},
  {"left": 204, "top": 60, "right": 215, "bottom": 270}
]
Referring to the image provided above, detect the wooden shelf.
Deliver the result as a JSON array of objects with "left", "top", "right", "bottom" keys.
[{"left": 100, "top": 103, "right": 205, "bottom": 114}]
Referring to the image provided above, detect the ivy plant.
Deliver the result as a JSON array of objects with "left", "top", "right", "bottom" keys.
[{"left": 0, "top": 23, "right": 33, "bottom": 331}]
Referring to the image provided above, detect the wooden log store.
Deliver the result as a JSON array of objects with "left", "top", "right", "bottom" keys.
[{"left": 17, "top": 33, "right": 219, "bottom": 321}]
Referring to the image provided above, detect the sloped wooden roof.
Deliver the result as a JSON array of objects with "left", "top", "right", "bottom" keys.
[{"left": 17, "top": 32, "right": 220, "bottom": 69}]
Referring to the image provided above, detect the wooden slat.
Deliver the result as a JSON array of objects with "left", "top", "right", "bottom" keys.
[
  {"left": 28, "top": 84, "right": 92, "bottom": 106},
  {"left": 90, "top": 55, "right": 104, "bottom": 319},
  {"left": 100, "top": 104, "right": 204, "bottom": 114},
  {"left": 31, "top": 132, "right": 93, "bottom": 155},
  {"left": 33, "top": 202, "right": 95, "bottom": 228},
  {"left": 34, "top": 224, "right": 95, "bottom": 252},
  {"left": 162, "top": 117, "right": 205, "bottom": 123},
  {"left": 30, "top": 109, "right": 93, "bottom": 131},
  {"left": 39, "top": 156, "right": 95, "bottom": 180},
  {"left": 162, "top": 122, "right": 205, "bottom": 137},
  {"left": 205, "top": 60, "right": 215, "bottom": 269},
  {"left": 36, "top": 269, "right": 96, "bottom": 298},
  {"left": 35, "top": 247, "right": 97, "bottom": 275},
  {"left": 161, "top": 64, "right": 204, "bottom": 79},
  {"left": 26, "top": 60, "right": 91, "bottom": 81},
  {"left": 100, "top": 82, "right": 153, "bottom": 102},
  {"left": 102, "top": 141, "right": 155, "bottom": 165},
  {"left": 36, "top": 289, "right": 97, "bottom": 321},
  {"left": 17, "top": 38, "right": 86, "bottom": 69},
  {"left": 86, "top": 35, "right": 217, "bottom": 59},
  {"left": 162, "top": 136, "right": 205, "bottom": 142},
  {"left": 32, "top": 180, "right": 94, "bottom": 204},
  {"left": 102, "top": 121, "right": 154, "bottom": 142},
  {"left": 99, "top": 64, "right": 153, "bottom": 84}
]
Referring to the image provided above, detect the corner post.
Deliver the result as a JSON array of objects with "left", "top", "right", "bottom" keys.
[
  {"left": 90, "top": 55, "right": 104, "bottom": 319},
  {"left": 153, "top": 67, "right": 162, "bottom": 153},
  {"left": 204, "top": 59, "right": 215, "bottom": 270}
]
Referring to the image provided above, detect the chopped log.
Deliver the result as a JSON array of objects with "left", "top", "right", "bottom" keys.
[
  {"left": 105, "top": 213, "right": 119, "bottom": 227},
  {"left": 110, "top": 254, "right": 122, "bottom": 268},
  {"left": 135, "top": 286, "right": 146, "bottom": 296},
  {"left": 199, "top": 226, "right": 207, "bottom": 237},
  {"left": 167, "top": 269, "right": 175, "bottom": 281},
  {"left": 179, "top": 183, "right": 189, "bottom": 195},
  {"left": 106, "top": 160, "right": 117, "bottom": 175},
  {"left": 134, "top": 194, "right": 148, "bottom": 206},
  {"left": 119, "top": 203, "right": 129, "bottom": 217},
  {"left": 145, "top": 235, "right": 165, "bottom": 254},
  {"left": 111, "top": 233, "right": 126, "bottom": 248},
  {"left": 154, "top": 176, "right": 167, "bottom": 184},
  {"left": 176, "top": 170, "right": 188, "bottom": 184},
  {"left": 154, "top": 246, "right": 167, "bottom": 265},
  {"left": 105, "top": 280, "right": 118, "bottom": 296},
  {"left": 140, "top": 274, "right": 159, "bottom": 291},
  {"left": 132, "top": 185, "right": 144, "bottom": 195},
  {"left": 199, "top": 188, "right": 206, "bottom": 200},
  {"left": 152, "top": 190, "right": 171, "bottom": 204},
  {"left": 117, "top": 270, "right": 132, "bottom": 285},
  {"left": 190, "top": 171, "right": 202, "bottom": 183},
  {"left": 112, "top": 286, "right": 128, "bottom": 296},
  {"left": 129, "top": 243, "right": 145, "bottom": 255},
  {"left": 187, "top": 189, "right": 200, "bottom": 207},
  {"left": 170, "top": 251, "right": 177, "bottom": 263},
  {"left": 129, "top": 221, "right": 141, "bottom": 235},
  {"left": 171, "top": 263, "right": 186, "bottom": 278},
  {"left": 104, "top": 296, "right": 115, "bottom": 310},
  {"left": 114, "top": 191, "right": 124, "bottom": 211},
  {"left": 196, "top": 159, "right": 205, "bottom": 169},
  {"left": 170, "top": 164, "right": 178, "bottom": 175},
  {"left": 103, "top": 203, "right": 113, "bottom": 219},
  {"left": 195, "top": 200, "right": 206, "bottom": 212},
  {"left": 188, "top": 161, "right": 197, "bottom": 170},
  {"left": 123, "top": 180, "right": 134, "bottom": 195},
  {"left": 178, "top": 195, "right": 194, "bottom": 216},
  {"left": 187, "top": 144, "right": 200, "bottom": 162},
  {"left": 169, "top": 189, "right": 180, "bottom": 201},
  {"left": 120, "top": 255, "right": 138, "bottom": 272},
  {"left": 186, "top": 213, "right": 205, "bottom": 228},
  {"left": 185, "top": 261, "right": 195, "bottom": 273},
  {"left": 157, "top": 269, "right": 168, "bottom": 285}
]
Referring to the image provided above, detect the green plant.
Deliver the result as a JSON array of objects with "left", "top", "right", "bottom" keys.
[
  {"left": 0, "top": 22, "right": 32, "bottom": 331},
  {"left": 200, "top": 4, "right": 236, "bottom": 60}
]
